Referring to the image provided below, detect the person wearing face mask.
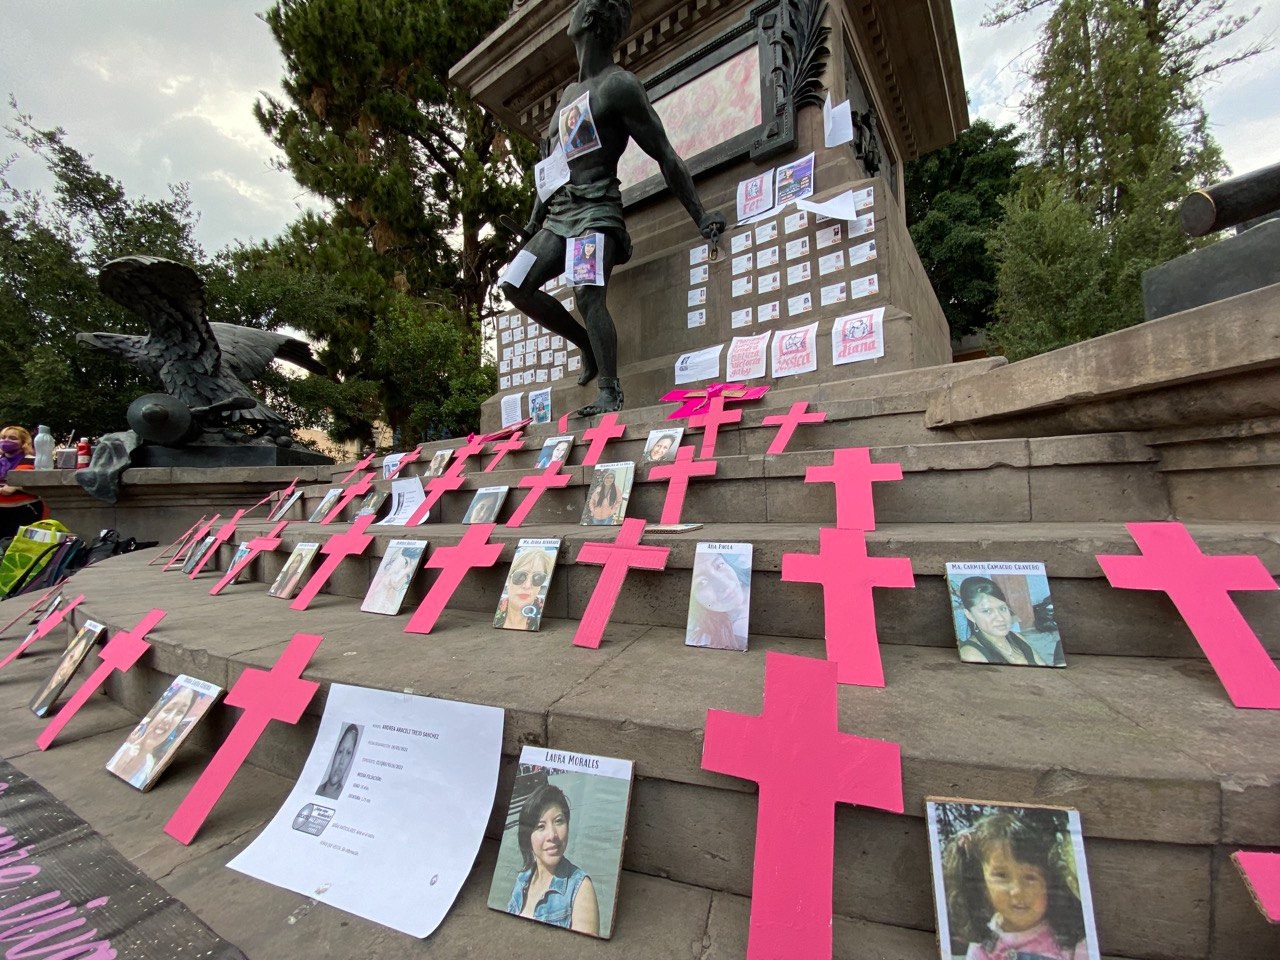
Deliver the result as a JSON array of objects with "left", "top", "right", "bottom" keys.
[{"left": 0, "top": 426, "right": 46, "bottom": 538}]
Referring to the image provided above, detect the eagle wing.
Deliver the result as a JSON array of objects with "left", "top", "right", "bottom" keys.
[
  {"left": 73, "top": 332, "right": 161, "bottom": 378},
  {"left": 212, "top": 324, "right": 327, "bottom": 382}
]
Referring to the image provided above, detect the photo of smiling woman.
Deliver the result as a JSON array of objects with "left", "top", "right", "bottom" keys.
[
  {"left": 494, "top": 540, "right": 561, "bottom": 631},
  {"left": 945, "top": 563, "right": 1065, "bottom": 667},
  {"left": 685, "top": 542, "right": 753, "bottom": 651},
  {"left": 316, "top": 722, "right": 361, "bottom": 800},
  {"left": 106, "top": 674, "right": 221, "bottom": 790}
]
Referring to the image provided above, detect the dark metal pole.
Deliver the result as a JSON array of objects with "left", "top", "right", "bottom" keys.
[{"left": 1180, "top": 161, "right": 1280, "bottom": 236}]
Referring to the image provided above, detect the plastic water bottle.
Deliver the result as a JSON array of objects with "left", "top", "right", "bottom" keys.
[
  {"left": 32, "top": 426, "right": 54, "bottom": 470},
  {"left": 76, "top": 438, "right": 91, "bottom": 469}
]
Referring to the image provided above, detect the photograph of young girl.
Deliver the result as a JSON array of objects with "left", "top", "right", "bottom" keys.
[
  {"left": 268, "top": 542, "right": 321, "bottom": 599},
  {"left": 926, "top": 799, "right": 1100, "bottom": 960},
  {"left": 28, "top": 620, "right": 107, "bottom": 717},
  {"left": 580, "top": 462, "right": 635, "bottom": 526},
  {"left": 463, "top": 486, "right": 510, "bottom": 524},
  {"left": 643, "top": 428, "right": 683, "bottom": 465},
  {"left": 361, "top": 539, "right": 427, "bottom": 615},
  {"left": 306, "top": 487, "right": 344, "bottom": 523},
  {"left": 494, "top": 539, "right": 560, "bottom": 632},
  {"left": 945, "top": 562, "right": 1065, "bottom": 667},
  {"left": 106, "top": 674, "right": 221, "bottom": 790},
  {"left": 685, "top": 542, "right": 753, "bottom": 651},
  {"left": 536, "top": 435, "right": 574, "bottom": 469},
  {"left": 487, "top": 746, "right": 634, "bottom": 939}
]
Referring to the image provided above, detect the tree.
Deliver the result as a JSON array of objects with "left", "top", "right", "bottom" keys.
[{"left": 905, "top": 120, "right": 1024, "bottom": 338}]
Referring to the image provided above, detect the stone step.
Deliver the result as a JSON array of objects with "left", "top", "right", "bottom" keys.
[{"left": 13, "top": 554, "right": 1276, "bottom": 959}]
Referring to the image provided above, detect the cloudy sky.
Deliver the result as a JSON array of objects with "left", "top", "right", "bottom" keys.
[{"left": 2, "top": 0, "right": 1276, "bottom": 254}]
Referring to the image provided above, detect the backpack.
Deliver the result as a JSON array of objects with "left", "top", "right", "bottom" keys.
[{"left": 0, "top": 519, "right": 73, "bottom": 598}]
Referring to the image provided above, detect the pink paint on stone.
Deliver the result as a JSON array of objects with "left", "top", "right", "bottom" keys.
[{"left": 572, "top": 518, "right": 669, "bottom": 649}]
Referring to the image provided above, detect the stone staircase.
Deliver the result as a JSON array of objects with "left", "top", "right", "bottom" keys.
[{"left": 2, "top": 353, "right": 1278, "bottom": 959}]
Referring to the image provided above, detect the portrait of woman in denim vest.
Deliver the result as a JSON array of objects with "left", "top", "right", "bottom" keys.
[{"left": 505, "top": 784, "right": 600, "bottom": 935}]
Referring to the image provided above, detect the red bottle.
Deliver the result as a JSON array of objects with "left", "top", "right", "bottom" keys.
[{"left": 76, "top": 438, "right": 91, "bottom": 469}]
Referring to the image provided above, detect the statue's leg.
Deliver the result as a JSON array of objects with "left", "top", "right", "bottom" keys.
[
  {"left": 500, "top": 230, "right": 599, "bottom": 386},
  {"left": 573, "top": 234, "right": 624, "bottom": 417}
]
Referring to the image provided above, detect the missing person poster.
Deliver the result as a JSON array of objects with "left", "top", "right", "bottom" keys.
[{"left": 228, "top": 683, "right": 504, "bottom": 938}]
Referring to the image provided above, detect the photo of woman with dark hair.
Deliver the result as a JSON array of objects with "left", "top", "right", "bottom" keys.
[
  {"left": 317, "top": 723, "right": 361, "bottom": 800},
  {"left": 504, "top": 784, "right": 599, "bottom": 935},
  {"left": 580, "top": 462, "right": 633, "bottom": 526},
  {"left": 945, "top": 563, "right": 1065, "bottom": 667},
  {"left": 685, "top": 543, "right": 752, "bottom": 651}
]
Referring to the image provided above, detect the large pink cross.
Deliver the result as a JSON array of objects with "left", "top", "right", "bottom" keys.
[
  {"left": 762, "top": 402, "right": 827, "bottom": 455},
  {"left": 1097, "top": 522, "right": 1280, "bottom": 709},
  {"left": 661, "top": 383, "right": 770, "bottom": 420},
  {"left": 702, "top": 652, "right": 903, "bottom": 960},
  {"left": 165, "top": 514, "right": 219, "bottom": 571},
  {"left": 210, "top": 521, "right": 291, "bottom": 596},
  {"left": 404, "top": 524, "right": 503, "bottom": 634},
  {"left": 782, "top": 528, "right": 915, "bottom": 686},
  {"left": 579, "top": 413, "right": 625, "bottom": 467},
  {"left": 188, "top": 509, "right": 247, "bottom": 578},
  {"left": 404, "top": 472, "right": 466, "bottom": 526},
  {"left": 150, "top": 516, "right": 206, "bottom": 566},
  {"left": 484, "top": 432, "right": 526, "bottom": 472},
  {"left": 0, "top": 595, "right": 84, "bottom": 672},
  {"left": 572, "top": 518, "right": 670, "bottom": 648},
  {"left": 505, "top": 464, "right": 572, "bottom": 528},
  {"left": 384, "top": 445, "right": 424, "bottom": 479},
  {"left": 688, "top": 396, "right": 743, "bottom": 459},
  {"left": 36, "top": 608, "right": 166, "bottom": 750},
  {"left": 442, "top": 436, "right": 489, "bottom": 478},
  {"left": 320, "top": 470, "right": 375, "bottom": 525},
  {"left": 165, "top": 632, "right": 323, "bottom": 844},
  {"left": 648, "top": 446, "right": 718, "bottom": 524},
  {"left": 290, "top": 514, "right": 376, "bottom": 611},
  {"left": 1233, "top": 851, "right": 1280, "bottom": 922},
  {"left": 804, "top": 447, "right": 902, "bottom": 530},
  {"left": 339, "top": 451, "right": 378, "bottom": 483}
]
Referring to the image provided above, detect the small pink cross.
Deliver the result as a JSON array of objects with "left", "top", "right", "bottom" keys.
[
  {"left": 290, "top": 514, "right": 377, "bottom": 611},
  {"left": 149, "top": 515, "right": 206, "bottom": 566},
  {"left": 687, "top": 396, "right": 743, "bottom": 459},
  {"left": 648, "top": 446, "right": 718, "bottom": 524},
  {"left": 165, "top": 514, "right": 219, "bottom": 571},
  {"left": 0, "top": 595, "right": 85, "bottom": 672},
  {"left": 1232, "top": 851, "right": 1280, "bottom": 921},
  {"left": 762, "top": 402, "right": 827, "bottom": 455},
  {"left": 804, "top": 447, "right": 902, "bottom": 531},
  {"left": 189, "top": 509, "right": 247, "bottom": 578},
  {"left": 339, "top": 451, "right": 378, "bottom": 483},
  {"left": 484, "top": 432, "right": 526, "bottom": 472},
  {"left": 404, "top": 472, "right": 466, "bottom": 526},
  {"left": 572, "top": 518, "right": 670, "bottom": 648},
  {"left": 580, "top": 413, "right": 625, "bottom": 467},
  {"left": 505, "top": 464, "right": 572, "bottom": 528},
  {"left": 210, "top": 521, "right": 290, "bottom": 596},
  {"left": 404, "top": 524, "right": 503, "bottom": 634},
  {"left": 247, "top": 477, "right": 299, "bottom": 518},
  {"left": 320, "top": 470, "right": 375, "bottom": 525}
]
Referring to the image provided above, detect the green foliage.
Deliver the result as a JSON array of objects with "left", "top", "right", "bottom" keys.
[{"left": 905, "top": 120, "right": 1024, "bottom": 337}]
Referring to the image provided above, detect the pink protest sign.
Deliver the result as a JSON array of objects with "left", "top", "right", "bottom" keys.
[
  {"left": 0, "top": 595, "right": 84, "bottom": 672},
  {"left": 320, "top": 470, "right": 375, "bottom": 525},
  {"left": 165, "top": 632, "right": 323, "bottom": 845},
  {"left": 579, "top": 413, "right": 625, "bottom": 467},
  {"left": 484, "top": 432, "right": 526, "bottom": 472},
  {"left": 572, "top": 519, "right": 670, "bottom": 649},
  {"left": 1097, "top": 522, "right": 1280, "bottom": 709},
  {"left": 189, "top": 509, "right": 247, "bottom": 578},
  {"left": 290, "top": 514, "right": 376, "bottom": 611},
  {"left": 702, "top": 651, "right": 903, "bottom": 960},
  {"left": 648, "top": 446, "right": 718, "bottom": 525},
  {"left": 805, "top": 447, "right": 902, "bottom": 531},
  {"left": 36, "top": 608, "right": 166, "bottom": 751},
  {"left": 762, "top": 402, "right": 826, "bottom": 456},
  {"left": 403, "top": 524, "right": 503, "bottom": 634},
  {"left": 210, "top": 521, "right": 290, "bottom": 596},
  {"left": 404, "top": 472, "right": 466, "bottom": 526},
  {"left": 687, "top": 396, "right": 742, "bottom": 459},
  {"left": 165, "top": 514, "right": 219, "bottom": 571},
  {"left": 781, "top": 528, "right": 914, "bottom": 686},
  {"left": 1232, "top": 851, "right": 1280, "bottom": 922},
  {"left": 505, "top": 464, "right": 572, "bottom": 528},
  {"left": 149, "top": 516, "right": 206, "bottom": 566},
  {"left": 339, "top": 451, "right": 378, "bottom": 484}
]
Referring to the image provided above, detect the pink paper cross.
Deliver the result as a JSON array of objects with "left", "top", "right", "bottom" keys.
[
  {"left": 36, "top": 608, "right": 166, "bottom": 751},
  {"left": 165, "top": 632, "right": 323, "bottom": 845},
  {"left": 0, "top": 595, "right": 85, "bottom": 672},
  {"left": 248, "top": 477, "right": 299, "bottom": 517},
  {"left": 210, "top": 521, "right": 290, "bottom": 596},
  {"left": 484, "top": 432, "right": 526, "bottom": 472},
  {"left": 781, "top": 528, "right": 914, "bottom": 686},
  {"left": 572, "top": 518, "right": 670, "bottom": 649},
  {"left": 1097, "top": 522, "right": 1280, "bottom": 708},
  {"left": 661, "top": 383, "right": 770, "bottom": 420},
  {"left": 648, "top": 446, "right": 718, "bottom": 524},
  {"left": 404, "top": 524, "right": 503, "bottom": 634},
  {"left": 165, "top": 514, "right": 219, "bottom": 571},
  {"left": 404, "top": 472, "right": 466, "bottom": 526},
  {"left": 702, "top": 651, "right": 903, "bottom": 960},
  {"left": 339, "top": 451, "right": 378, "bottom": 484},
  {"left": 320, "top": 470, "right": 375, "bottom": 525},
  {"left": 505, "top": 464, "right": 572, "bottom": 528},
  {"left": 580, "top": 413, "right": 625, "bottom": 467},
  {"left": 384, "top": 445, "right": 424, "bottom": 479},
  {"left": 1232, "top": 851, "right": 1280, "bottom": 922},
  {"left": 150, "top": 516, "right": 206, "bottom": 566},
  {"left": 189, "top": 510, "right": 247, "bottom": 578},
  {"left": 804, "top": 447, "right": 902, "bottom": 530},
  {"left": 762, "top": 402, "right": 827, "bottom": 455},
  {"left": 290, "top": 514, "right": 376, "bottom": 611},
  {"left": 0, "top": 585, "right": 63, "bottom": 638},
  {"left": 480, "top": 420, "right": 531, "bottom": 442},
  {"left": 688, "top": 396, "right": 743, "bottom": 459}
]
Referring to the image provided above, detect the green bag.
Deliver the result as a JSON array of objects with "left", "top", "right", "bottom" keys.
[{"left": 0, "top": 519, "right": 72, "bottom": 598}]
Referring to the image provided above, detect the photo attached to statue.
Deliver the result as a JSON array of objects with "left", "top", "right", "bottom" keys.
[
  {"left": 28, "top": 619, "right": 106, "bottom": 717},
  {"left": 106, "top": 674, "right": 221, "bottom": 790},
  {"left": 487, "top": 745, "right": 634, "bottom": 939},
  {"left": 580, "top": 462, "right": 635, "bottom": 526},
  {"left": 685, "top": 542, "right": 753, "bottom": 652},
  {"left": 558, "top": 90, "right": 602, "bottom": 160},
  {"left": 494, "top": 538, "right": 561, "bottom": 632},
  {"left": 925, "top": 798, "right": 1101, "bottom": 960},
  {"left": 945, "top": 562, "right": 1064, "bottom": 667},
  {"left": 566, "top": 233, "right": 606, "bottom": 287}
]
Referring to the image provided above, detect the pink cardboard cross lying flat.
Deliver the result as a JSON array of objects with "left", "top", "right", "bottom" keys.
[
  {"left": 165, "top": 632, "right": 323, "bottom": 845},
  {"left": 572, "top": 518, "right": 670, "bottom": 649},
  {"left": 1097, "top": 522, "right": 1280, "bottom": 709},
  {"left": 320, "top": 470, "right": 375, "bottom": 525},
  {"left": 210, "top": 521, "right": 290, "bottom": 596},
  {"left": 1232, "top": 851, "right": 1280, "bottom": 922},
  {"left": 805, "top": 447, "right": 902, "bottom": 531},
  {"left": 484, "top": 432, "right": 526, "bottom": 472},
  {"left": 505, "top": 464, "right": 572, "bottom": 528},
  {"left": 782, "top": 528, "right": 914, "bottom": 686},
  {"left": 404, "top": 524, "right": 503, "bottom": 634},
  {"left": 702, "top": 651, "right": 903, "bottom": 960},
  {"left": 37, "top": 608, "right": 166, "bottom": 751},
  {"left": 189, "top": 509, "right": 247, "bottom": 578},
  {"left": 648, "top": 446, "right": 718, "bottom": 524},
  {"left": 339, "top": 451, "right": 378, "bottom": 484},
  {"left": 762, "top": 402, "right": 827, "bottom": 455},
  {"left": 687, "top": 396, "right": 742, "bottom": 459},
  {"left": 165, "top": 514, "right": 219, "bottom": 571},
  {"left": 404, "top": 472, "right": 466, "bottom": 526},
  {"left": 0, "top": 595, "right": 84, "bottom": 672},
  {"left": 661, "top": 383, "right": 770, "bottom": 420},
  {"left": 579, "top": 413, "right": 625, "bottom": 467},
  {"left": 290, "top": 514, "right": 377, "bottom": 611}
]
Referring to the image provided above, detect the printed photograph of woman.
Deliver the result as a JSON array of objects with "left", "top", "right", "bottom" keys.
[
  {"left": 945, "top": 563, "right": 1065, "bottom": 667},
  {"left": 106, "top": 675, "right": 220, "bottom": 790},
  {"left": 268, "top": 542, "right": 321, "bottom": 599},
  {"left": 463, "top": 487, "right": 510, "bottom": 524},
  {"left": 536, "top": 436, "right": 574, "bottom": 469},
  {"left": 306, "top": 488, "right": 343, "bottom": 523},
  {"left": 361, "top": 540, "right": 426, "bottom": 615},
  {"left": 426, "top": 449, "right": 453, "bottom": 478},
  {"left": 316, "top": 722, "right": 361, "bottom": 800},
  {"left": 685, "top": 543, "right": 753, "bottom": 651},
  {"left": 180, "top": 535, "right": 218, "bottom": 575},
  {"left": 29, "top": 620, "right": 107, "bottom": 717},
  {"left": 643, "top": 428, "right": 683, "bottom": 464},
  {"left": 579, "top": 462, "right": 634, "bottom": 526},
  {"left": 494, "top": 540, "right": 560, "bottom": 631}
]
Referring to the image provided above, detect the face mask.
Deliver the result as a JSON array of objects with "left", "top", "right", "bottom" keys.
[{"left": 0, "top": 440, "right": 21, "bottom": 456}]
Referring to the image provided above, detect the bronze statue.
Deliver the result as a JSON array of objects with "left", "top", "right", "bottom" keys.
[{"left": 501, "top": 0, "right": 726, "bottom": 417}]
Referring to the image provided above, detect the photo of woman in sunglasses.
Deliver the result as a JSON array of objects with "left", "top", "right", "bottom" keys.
[{"left": 494, "top": 539, "right": 562, "bottom": 632}]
